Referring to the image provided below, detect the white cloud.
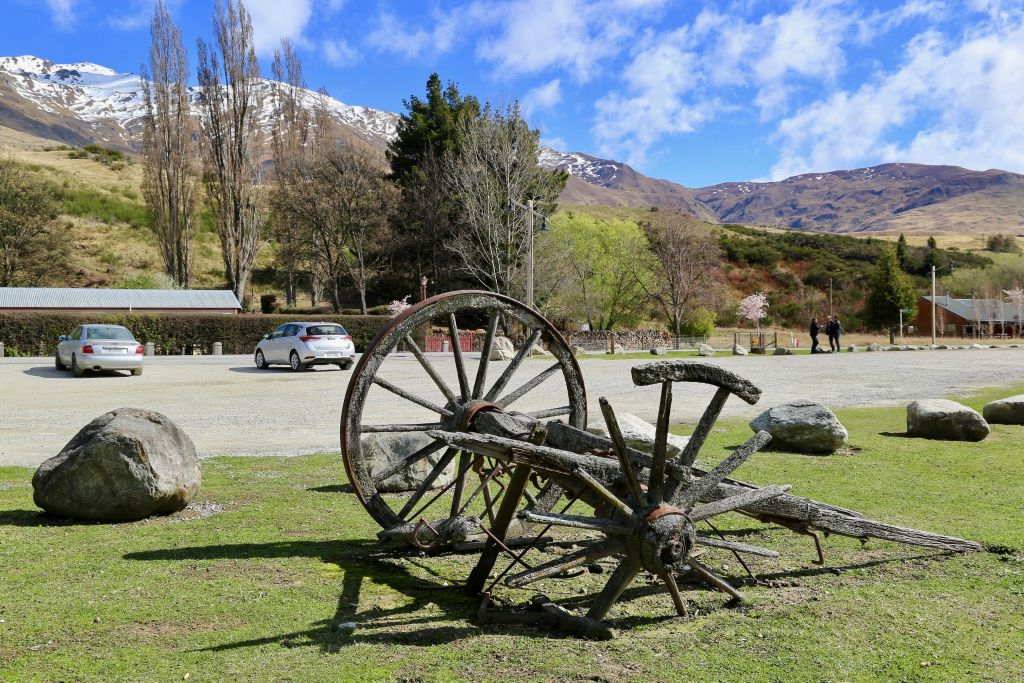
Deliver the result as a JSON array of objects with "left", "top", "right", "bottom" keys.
[
  {"left": 521, "top": 79, "right": 562, "bottom": 117},
  {"left": 473, "top": 0, "right": 666, "bottom": 82},
  {"left": 365, "top": 10, "right": 461, "bottom": 59},
  {"left": 769, "top": 16, "right": 1024, "bottom": 179},
  {"left": 591, "top": 0, "right": 905, "bottom": 167},
  {"left": 245, "top": 0, "right": 315, "bottom": 55},
  {"left": 46, "top": 0, "right": 77, "bottom": 29},
  {"left": 322, "top": 38, "right": 359, "bottom": 67},
  {"left": 542, "top": 136, "right": 568, "bottom": 150}
]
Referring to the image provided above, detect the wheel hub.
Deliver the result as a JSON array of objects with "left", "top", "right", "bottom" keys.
[{"left": 636, "top": 505, "right": 696, "bottom": 574}]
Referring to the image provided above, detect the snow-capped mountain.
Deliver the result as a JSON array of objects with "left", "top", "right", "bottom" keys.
[
  {"left": 1, "top": 54, "right": 1021, "bottom": 235},
  {"left": 0, "top": 55, "right": 398, "bottom": 150}
]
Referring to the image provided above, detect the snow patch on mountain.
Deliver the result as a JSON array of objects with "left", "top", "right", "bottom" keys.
[{"left": 538, "top": 146, "right": 622, "bottom": 186}]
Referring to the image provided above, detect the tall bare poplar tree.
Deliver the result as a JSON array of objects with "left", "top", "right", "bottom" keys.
[
  {"left": 196, "top": 0, "right": 265, "bottom": 304},
  {"left": 639, "top": 212, "right": 723, "bottom": 340},
  {"left": 269, "top": 39, "right": 310, "bottom": 307},
  {"left": 141, "top": 0, "right": 198, "bottom": 288},
  {"left": 441, "top": 103, "right": 565, "bottom": 296}
]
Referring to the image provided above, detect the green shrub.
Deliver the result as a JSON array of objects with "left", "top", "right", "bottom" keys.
[
  {"left": 677, "top": 306, "right": 716, "bottom": 337},
  {"left": 58, "top": 188, "right": 148, "bottom": 228},
  {"left": 0, "top": 312, "right": 390, "bottom": 356}
]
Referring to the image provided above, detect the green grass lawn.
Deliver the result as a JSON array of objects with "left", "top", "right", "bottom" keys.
[{"left": 1, "top": 387, "right": 1022, "bottom": 681}]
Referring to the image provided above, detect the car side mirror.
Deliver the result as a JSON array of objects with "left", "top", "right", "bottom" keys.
[
  {"left": 262, "top": 334, "right": 270, "bottom": 340},
  {"left": 58, "top": 335, "right": 68, "bottom": 342}
]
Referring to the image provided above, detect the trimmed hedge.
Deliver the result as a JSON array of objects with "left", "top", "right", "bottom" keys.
[{"left": 0, "top": 313, "right": 391, "bottom": 356}]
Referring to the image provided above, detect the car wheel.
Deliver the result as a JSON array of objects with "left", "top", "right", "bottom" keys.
[
  {"left": 255, "top": 349, "right": 267, "bottom": 369},
  {"left": 339, "top": 360, "right": 353, "bottom": 371},
  {"left": 289, "top": 351, "right": 304, "bottom": 372},
  {"left": 71, "top": 354, "right": 85, "bottom": 377},
  {"left": 55, "top": 352, "right": 67, "bottom": 371},
  {"left": 131, "top": 368, "right": 143, "bottom": 376}
]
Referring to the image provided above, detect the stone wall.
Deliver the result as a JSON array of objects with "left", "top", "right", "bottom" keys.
[{"left": 566, "top": 330, "right": 674, "bottom": 351}]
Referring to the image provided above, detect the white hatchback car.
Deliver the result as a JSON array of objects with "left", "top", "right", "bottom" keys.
[{"left": 254, "top": 322, "right": 356, "bottom": 371}]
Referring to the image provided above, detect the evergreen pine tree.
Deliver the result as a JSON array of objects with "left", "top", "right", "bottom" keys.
[
  {"left": 865, "top": 244, "right": 917, "bottom": 343},
  {"left": 927, "top": 236, "right": 937, "bottom": 249},
  {"left": 896, "top": 233, "right": 909, "bottom": 269}
]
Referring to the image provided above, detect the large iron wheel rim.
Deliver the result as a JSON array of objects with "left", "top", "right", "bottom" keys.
[{"left": 341, "top": 290, "right": 587, "bottom": 537}]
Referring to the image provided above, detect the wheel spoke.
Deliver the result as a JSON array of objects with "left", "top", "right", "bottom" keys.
[
  {"left": 519, "top": 510, "right": 629, "bottom": 535},
  {"left": 672, "top": 430, "right": 771, "bottom": 509},
  {"left": 505, "top": 539, "right": 623, "bottom": 588},
  {"left": 372, "top": 376, "right": 454, "bottom": 417},
  {"left": 448, "top": 313, "right": 471, "bottom": 400},
  {"left": 405, "top": 453, "right": 479, "bottom": 523},
  {"left": 585, "top": 556, "right": 640, "bottom": 621},
  {"left": 397, "top": 448, "right": 458, "bottom": 520},
  {"left": 371, "top": 439, "right": 447, "bottom": 487},
  {"left": 695, "top": 536, "right": 780, "bottom": 558},
  {"left": 678, "top": 387, "right": 731, "bottom": 467},
  {"left": 649, "top": 381, "right": 673, "bottom": 504},
  {"left": 449, "top": 451, "right": 472, "bottom": 518},
  {"left": 661, "top": 570, "right": 689, "bottom": 617},
  {"left": 404, "top": 335, "right": 459, "bottom": 404},
  {"left": 496, "top": 362, "right": 562, "bottom": 409},
  {"left": 687, "top": 558, "right": 745, "bottom": 602},
  {"left": 472, "top": 311, "right": 501, "bottom": 399},
  {"left": 522, "top": 406, "right": 572, "bottom": 419},
  {"left": 599, "top": 398, "right": 646, "bottom": 505},
  {"left": 573, "top": 466, "right": 633, "bottom": 516},
  {"left": 689, "top": 484, "right": 791, "bottom": 522},
  {"left": 484, "top": 329, "right": 544, "bottom": 402},
  {"left": 362, "top": 422, "right": 443, "bottom": 433}
]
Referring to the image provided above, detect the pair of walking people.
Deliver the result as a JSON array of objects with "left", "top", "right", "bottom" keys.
[{"left": 810, "top": 315, "right": 842, "bottom": 353}]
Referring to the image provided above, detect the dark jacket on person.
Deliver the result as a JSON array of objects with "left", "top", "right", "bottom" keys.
[
  {"left": 825, "top": 319, "right": 836, "bottom": 338},
  {"left": 810, "top": 320, "right": 820, "bottom": 336},
  {"left": 832, "top": 319, "right": 842, "bottom": 337}
]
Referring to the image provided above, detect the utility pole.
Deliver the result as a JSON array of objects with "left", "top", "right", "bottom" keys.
[
  {"left": 526, "top": 199, "right": 535, "bottom": 311},
  {"left": 931, "top": 265, "right": 936, "bottom": 346},
  {"left": 829, "top": 278, "right": 833, "bottom": 315}
]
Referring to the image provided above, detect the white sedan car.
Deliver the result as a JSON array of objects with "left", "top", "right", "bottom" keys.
[
  {"left": 254, "top": 322, "right": 356, "bottom": 371},
  {"left": 56, "top": 324, "right": 144, "bottom": 377}
]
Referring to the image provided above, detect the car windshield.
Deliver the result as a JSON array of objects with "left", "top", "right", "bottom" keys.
[
  {"left": 307, "top": 324, "right": 346, "bottom": 336},
  {"left": 86, "top": 327, "right": 135, "bottom": 341}
]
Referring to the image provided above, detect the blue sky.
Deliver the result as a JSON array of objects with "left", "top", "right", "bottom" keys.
[{"left": 4, "top": 0, "right": 1023, "bottom": 187}]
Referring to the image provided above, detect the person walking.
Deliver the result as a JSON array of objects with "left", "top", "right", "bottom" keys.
[
  {"left": 832, "top": 315, "right": 842, "bottom": 352},
  {"left": 825, "top": 316, "right": 836, "bottom": 352},
  {"left": 810, "top": 317, "right": 821, "bottom": 354}
]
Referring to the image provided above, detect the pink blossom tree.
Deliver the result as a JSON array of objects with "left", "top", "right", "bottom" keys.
[
  {"left": 387, "top": 295, "right": 412, "bottom": 318},
  {"left": 737, "top": 292, "right": 769, "bottom": 332}
]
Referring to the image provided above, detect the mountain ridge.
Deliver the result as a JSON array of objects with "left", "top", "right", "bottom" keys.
[{"left": 1, "top": 54, "right": 1021, "bottom": 236}]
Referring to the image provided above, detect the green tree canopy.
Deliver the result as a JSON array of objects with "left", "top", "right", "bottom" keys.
[
  {"left": 864, "top": 244, "right": 917, "bottom": 342},
  {"left": 536, "top": 213, "right": 654, "bottom": 329},
  {"left": 387, "top": 73, "right": 480, "bottom": 187}
]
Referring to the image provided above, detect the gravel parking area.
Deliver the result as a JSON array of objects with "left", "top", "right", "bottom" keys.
[{"left": 2, "top": 348, "right": 1023, "bottom": 467}]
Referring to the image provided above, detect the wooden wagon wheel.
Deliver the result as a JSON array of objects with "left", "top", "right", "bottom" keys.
[{"left": 341, "top": 290, "right": 587, "bottom": 549}]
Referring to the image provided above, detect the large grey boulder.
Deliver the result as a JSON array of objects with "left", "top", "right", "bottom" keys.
[
  {"left": 697, "top": 343, "right": 716, "bottom": 357},
  {"left": 650, "top": 347, "right": 667, "bottom": 355},
  {"left": 907, "top": 400, "right": 989, "bottom": 441},
  {"left": 732, "top": 344, "right": 749, "bottom": 356},
  {"left": 846, "top": 345, "right": 858, "bottom": 353},
  {"left": 749, "top": 401, "right": 848, "bottom": 454},
  {"left": 983, "top": 395, "right": 1024, "bottom": 425},
  {"left": 33, "top": 408, "right": 200, "bottom": 521},
  {"left": 361, "top": 432, "right": 455, "bottom": 493},
  {"left": 866, "top": 343, "right": 881, "bottom": 352},
  {"left": 773, "top": 347, "right": 791, "bottom": 356},
  {"left": 588, "top": 412, "right": 690, "bottom": 458}
]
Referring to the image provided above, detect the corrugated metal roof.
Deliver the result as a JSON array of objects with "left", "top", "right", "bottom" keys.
[
  {"left": 0, "top": 287, "right": 241, "bottom": 310},
  {"left": 923, "top": 296, "right": 1021, "bottom": 322}
]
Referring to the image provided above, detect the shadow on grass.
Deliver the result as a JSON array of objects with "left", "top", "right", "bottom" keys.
[
  {"left": 879, "top": 431, "right": 913, "bottom": 438},
  {"left": 124, "top": 539, "right": 479, "bottom": 651},
  {"left": 307, "top": 484, "right": 354, "bottom": 494},
  {"left": 0, "top": 509, "right": 94, "bottom": 527}
]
